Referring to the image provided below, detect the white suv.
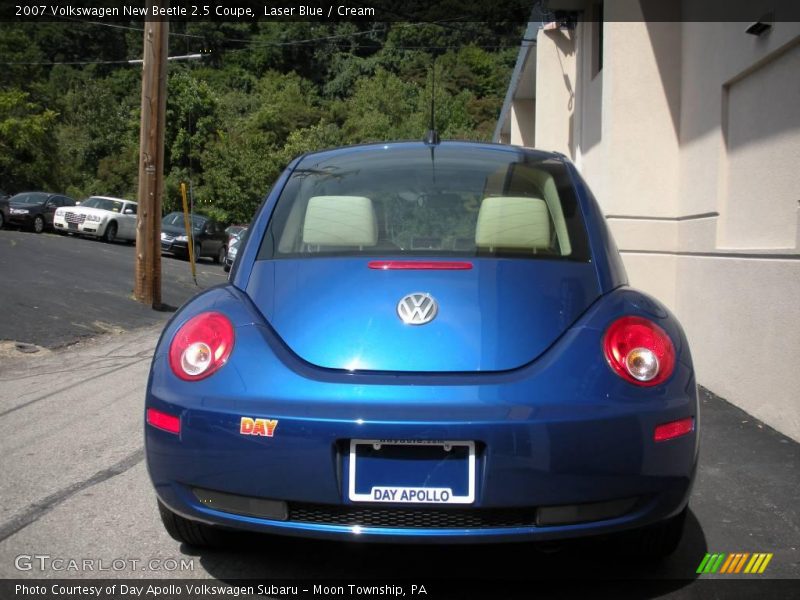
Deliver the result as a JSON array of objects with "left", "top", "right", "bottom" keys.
[{"left": 54, "top": 196, "right": 137, "bottom": 243}]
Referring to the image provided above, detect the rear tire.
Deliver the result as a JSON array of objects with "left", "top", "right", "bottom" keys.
[
  {"left": 157, "top": 500, "right": 227, "bottom": 547},
  {"left": 33, "top": 215, "right": 45, "bottom": 233},
  {"left": 216, "top": 246, "right": 227, "bottom": 265},
  {"left": 0, "top": 211, "right": 5, "bottom": 229}
]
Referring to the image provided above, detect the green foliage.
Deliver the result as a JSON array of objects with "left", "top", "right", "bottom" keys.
[
  {"left": 166, "top": 69, "right": 219, "bottom": 169},
  {"left": 0, "top": 89, "right": 59, "bottom": 190},
  {"left": 195, "top": 132, "right": 278, "bottom": 224},
  {"left": 1, "top": 21, "right": 522, "bottom": 222},
  {"left": 341, "top": 68, "right": 421, "bottom": 141},
  {"left": 57, "top": 73, "right": 139, "bottom": 195}
]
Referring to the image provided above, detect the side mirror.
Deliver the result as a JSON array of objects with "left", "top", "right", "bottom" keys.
[{"left": 124, "top": 208, "right": 134, "bottom": 215}]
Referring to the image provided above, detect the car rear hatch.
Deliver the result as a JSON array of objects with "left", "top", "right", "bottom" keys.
[
  {"left": 246, "top": 258, "right": 599, "bottom": 372},
  {"left": 242, "top": 143, "right": 601, "bottom": 373}
]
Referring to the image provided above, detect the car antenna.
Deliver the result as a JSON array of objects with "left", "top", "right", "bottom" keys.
[
  {"left": 423, "top": 58, "right": 440, "bottom": 147},
  {"left": 424, "top": 59, "right": 439, "bottom": 184}
]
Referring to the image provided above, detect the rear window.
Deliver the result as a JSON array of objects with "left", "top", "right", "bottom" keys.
[{"left": 259, "top": 145, "right": 590, "bottom": 261}]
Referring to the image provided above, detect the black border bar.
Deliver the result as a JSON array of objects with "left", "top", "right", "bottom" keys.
[{"left": 3, "top": 0, "right": 800, "bottom": 23}]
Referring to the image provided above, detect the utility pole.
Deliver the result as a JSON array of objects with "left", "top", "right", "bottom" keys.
[{"left": 134, "top": 2, "right": 169, "bottom": 307}]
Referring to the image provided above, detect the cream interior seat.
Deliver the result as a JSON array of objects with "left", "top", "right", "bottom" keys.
[
  {"left": 302, "top": 195, "right": 378, "bottom": 249},
  {"left": 475, "top": 196, "right": 552, "bottom": 251}
]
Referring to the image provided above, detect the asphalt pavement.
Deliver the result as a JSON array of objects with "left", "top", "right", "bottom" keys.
[{"left": 0, "top": 229, "right": 227, "bottom": 349}]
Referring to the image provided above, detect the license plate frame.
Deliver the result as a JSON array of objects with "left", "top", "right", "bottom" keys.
[{"left": 347, "top": 439, "right": 476, "bottom": 505}]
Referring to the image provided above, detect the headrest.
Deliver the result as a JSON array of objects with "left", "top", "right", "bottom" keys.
[
  {"left": 302, "top": 195, "right": 377, "bottom": 247},
  {"left": 475, "top": 196, "right": 551, "bottom": 249}
]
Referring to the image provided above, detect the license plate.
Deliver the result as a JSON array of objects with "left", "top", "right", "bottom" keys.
[
  {"left": 348, "top": 439, "right": 475, "bottom": 504},
  {"left": 68, "top": 223, "right": 78, "bottom": 230}
]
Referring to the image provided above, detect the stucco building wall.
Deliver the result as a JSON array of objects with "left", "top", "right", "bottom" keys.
[{"left": 496, "top": 8, "right": 800, "bottom": 439}]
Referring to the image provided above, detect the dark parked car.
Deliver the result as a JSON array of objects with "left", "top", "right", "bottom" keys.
[
  {"left": 160, "top": 212, "right": 228, "bottom": 263},
  {"left": 6, "top": 192, "right": 76, "bottom": 233}
]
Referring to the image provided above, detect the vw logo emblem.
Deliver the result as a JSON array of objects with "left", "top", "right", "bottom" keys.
[{"left": 397, "top": 293, "right": 438, "bottom": 325}]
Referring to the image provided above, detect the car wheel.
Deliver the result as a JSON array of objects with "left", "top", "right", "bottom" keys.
[
  {"left": 103, "top": 221, "right": 118, "bottom": 243},
  {"left": 223, "top": 263, "right": 231, "bottom": 273},
  {"left": 33, "top": 215, "right": 45, "bottom": 234},
  {"left": 216, "top": 246, "right": 227, "bottom": 265},
  {"left": 157, "top": 500, "right": 226, "bottom": 547},
  {"left": 0, "top": 211, "right": 4, "bottom": 229},
  {"left": 627, "top": 507, "right": 687, "bottom": 560}
]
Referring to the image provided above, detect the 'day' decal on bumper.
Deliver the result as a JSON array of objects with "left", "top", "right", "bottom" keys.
[{"left": 240, "top": 417, "right": 278, "bottom": 437}]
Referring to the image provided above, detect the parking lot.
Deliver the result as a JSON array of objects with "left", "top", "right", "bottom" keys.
[
  {"left": 0, "top": 229, "right": 227, "bottom": 350},
  {"left": 0, "top": 226, "right": 798, "bottom": 597}
]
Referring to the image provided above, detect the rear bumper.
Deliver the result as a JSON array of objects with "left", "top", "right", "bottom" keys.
[
  {"left": 148, "top": 413, "right": 696, "bottom": 544},
  {"left": 146, "top": 333, "right": 698, "bottom": 543}
]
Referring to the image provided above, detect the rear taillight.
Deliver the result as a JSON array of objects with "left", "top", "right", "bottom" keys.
[
  {"left": 603, "top": 316, "right": 675, "bottom": 386},
  {"left": 146, "top": 407, "right": 181, "bottom": 434},
  {"left": 168, "top": 312, "right": 234, "bottom": 381},
  {"left": 654, "top": 417, "right": 694, "bottom": 442}
]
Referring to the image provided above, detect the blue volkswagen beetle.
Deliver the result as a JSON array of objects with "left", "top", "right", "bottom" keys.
[{"left": 145, "top": 141, "right": 698, "bottom": 556}]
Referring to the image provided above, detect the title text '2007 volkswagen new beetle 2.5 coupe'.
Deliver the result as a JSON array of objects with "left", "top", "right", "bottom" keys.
[{"left": 145, "top": 141, "right": 698, "bottom": 557}]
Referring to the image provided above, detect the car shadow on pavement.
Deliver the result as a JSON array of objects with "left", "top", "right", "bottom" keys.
[
  {"left": 154, "top": 303, "right": 179, "bottom": 313},
  {"left": 186, "top": 508, "right": 705, "bottom": 597}
]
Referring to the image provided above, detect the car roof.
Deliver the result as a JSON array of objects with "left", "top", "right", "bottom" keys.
[
  {"left": 293, "top": 140, "right": 565, "bottom": 168},
  {"left": 86, "top": 196, "right": 136, "bottom": 204},
  {"left": 9, "top": 191, "right": 73, "bottom": 202},
  {"left": 164, "top": 211, "right": 209, "bottom": 219}
]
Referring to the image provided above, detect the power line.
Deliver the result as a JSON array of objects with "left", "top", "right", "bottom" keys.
[
  {"left": 46, "top": 17, "right": 506, "bottom": 48},
  {"left": 1, "top": 54, "right": 205, "bottom": 66},
  {"left": 0, "top": 19, "right": 522, "bottom": 66},
  {"left": 0, "top": 42, "right": 519, "bottom": 66},
  {"left": 52, "top": 15, "right": 205, "bottom": 38},
  {"left": 0, "top": 58, "right": 139, "bottom": 65}
]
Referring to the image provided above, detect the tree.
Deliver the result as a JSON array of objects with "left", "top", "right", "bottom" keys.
[
  {"left": 341, "top": 68, "right": 421, "bottom": 142},
  {"left": 165, "top": 69, "right": 219, "bottom": 172},
  {"left": 0, "top": 89, "right": 59, "bottom": 192},
  {"left": 56, "top": 72, "right": 139, "bottom": 195}
]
